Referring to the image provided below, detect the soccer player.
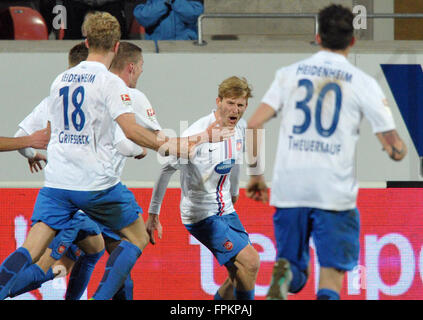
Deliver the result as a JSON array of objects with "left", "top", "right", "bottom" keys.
[
  {"left": 0, "top": 11, "right": 232, "bottom": 300},
  {"left": 8, "top": 42, "right": 115, "bottom": 300},
  {"left": 147, "top": 76, "right": 260, "bottom": 300},
  {"left": 245, "top": 4, "right": 407, "bottom": 300}
]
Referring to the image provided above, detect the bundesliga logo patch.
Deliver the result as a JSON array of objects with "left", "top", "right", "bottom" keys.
[
  {"left": 223, "top": 240, "right": 233, "bottom": 251},
  {"left": 146, "top": 108, "right": 156, "bottom": 117},
  {"left": 75, "top": 249, "right": 82, "bottom": 257},
  {"left": 120, "top": 94, "right": 132, "bottom": 106}
]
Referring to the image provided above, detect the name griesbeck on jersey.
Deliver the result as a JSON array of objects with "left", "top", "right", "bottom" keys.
[{"left": 59, "top": 131, "right": 89, "bottom": 145}]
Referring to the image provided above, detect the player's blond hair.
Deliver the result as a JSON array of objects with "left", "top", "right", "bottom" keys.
[
  {"left": 84, "top": 11, "right": 121, "bottom": 53},
  {"left": 218, "top": 76, "right": 253, "bottom": 100}
]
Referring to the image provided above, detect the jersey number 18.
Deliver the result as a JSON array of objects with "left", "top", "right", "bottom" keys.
[{"left": 59, "top": 85, "right": 85, "bottom": 132}]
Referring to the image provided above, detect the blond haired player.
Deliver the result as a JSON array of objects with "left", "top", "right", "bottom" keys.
[
  {"left": 0, "top": 12, "right": 232, "bottom": 300},
  {"left": 246, "top": 4, "right": 407, "bottom": 300},
  {"left": 147, "top": 76, "right": 260, "bottom": 300}
]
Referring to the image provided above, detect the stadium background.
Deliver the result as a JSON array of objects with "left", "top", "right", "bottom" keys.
[{"left": 1, "top": 0, "right": 423, "bottom": 300}]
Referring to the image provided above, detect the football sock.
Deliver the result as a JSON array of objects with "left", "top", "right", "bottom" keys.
[
  {"left": 234, "top": 288, "right": 255, "bottom": 300},
  {"left": 65, "top": 249, "right": 105, "bottom": 300},
  {"left": 289, "top": 263, "right": 307, "bottom": 293},
  {"left": 112, "top": 275, "right": 134, "bottom": 300},
  {"left": 213, "top": 290, "right": 224, "bottom": 300},
  {"left": 316, "top": 288, "right": 340, "bottom": 300},
  {"left": 9, "top": 264, "right": 54, "bottom": 298},
  {"left": 92, "top": 241, "right": 141, "bottom": 300},
  {"left": 0, "top": 247, "right": 32, "bottom": 300}
]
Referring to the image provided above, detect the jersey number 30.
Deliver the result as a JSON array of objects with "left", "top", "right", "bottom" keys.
[
  {"left": 59, "top": 86, "right": 85, "bottom": 132},
  {"left": 293, "top": 79, "right": 342, "bottom": 137}
]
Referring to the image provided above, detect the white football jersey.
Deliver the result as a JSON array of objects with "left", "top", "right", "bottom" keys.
[
  {"left": 262, "top": 50, "right": 396, "bottom": 210},
  {"left": 45, "top": 61, "right": 135, "bottom": 191},
  {"left": 18, "top": 86, "right": 161, "bottom": 186},
  {"left": 112, "top": 87, "right": 162, "bottom": 177},
  {"left": 149, "top": 111, "right": 245, "bottom": 224}
]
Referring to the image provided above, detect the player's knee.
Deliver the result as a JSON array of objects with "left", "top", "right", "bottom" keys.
[
  {"left": 240, "top": 246, "right": 260, "bottom": 276},
  {"left": 129, "top": 232, "right": 149, "bottom": 251}
]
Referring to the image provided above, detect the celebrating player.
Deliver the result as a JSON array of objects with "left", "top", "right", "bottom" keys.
[
  {"left": 245, "top": 4, "right": 407, "bottom": 300},
  {"left": 147, "top": 76, "right": 260, "bottom": 300},
  {"left": 8, "top": 42, "right": 146, "bottom": 300},
  {"left": 0, "top": 12, "right": 233, "bottom": 300}
]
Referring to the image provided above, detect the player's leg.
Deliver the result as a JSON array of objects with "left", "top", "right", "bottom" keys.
[
  {"left": 0, "top": 186, "right": 78, "bottom": 299},
  {"left": 226, "top": 244, "right": 260, "bottom": 300},
  {"left": 0, "top": 222, "right": 55, "bottom": 299},
  {"left": 311, "top": 208, "right": 360, "bottom": 300},
  {"left": 92, "top": 217, "right": 148, "bottom": 300},
  {"left": 103, "top": 236, "right": 134, "bottom": 300},
  {"left": 267, "top": 207, "right": 312, "bottom": 300},
  {"left": 64, "top": 214, "right": 106, "bottom": 300},
  {"left": 214, "top": 277, "right": 235, "bottom": 300},
  {"left": 7, "top": 246, "right": 57, "bottom": 298},
  {"left": 75, "top": 183, "right": 146, "bottom": 300},
  {"left": 65, "top": 235, "right": 105, "bottom": 300},
  {"left": 9, "top": 211, "right": 100, "bottom": 299},
  {"left": 185, "top": 212, "right": 257, "bottom": 300}
]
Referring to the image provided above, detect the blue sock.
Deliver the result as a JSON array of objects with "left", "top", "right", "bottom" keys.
[
  {"left": 112, "top": 275, "right": 134, "bottom": 300},
  {"left": 214, "top": 290, "right": 224, "bottom": 300},
  {"left": 9, "top": 264, "right": 54, "bottom": 298},
  {"left": 65, "top": 249, "right": 105, "bottom": 300},
  {"left": 92, "top": 241, "right": 141, "bottom": 300},
  {"left": 317, "top": 288, "right": 340, "bottom": 300},
  {"left": 289, "top": 263, "right": 307, "bottom": 293},
  {"left": 234, "top": 289, "right": 255, "bottom": 300},
  {"left": 0, "top": 247, "right": 32, "bottom": 300}
]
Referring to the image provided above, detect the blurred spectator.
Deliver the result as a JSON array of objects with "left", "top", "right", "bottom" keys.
[
  {"left": 133, "top": 0, "right": 203, "bottom": 40},
  {"left": 62, "top": 0, "right": 128, "bottom": 39}
]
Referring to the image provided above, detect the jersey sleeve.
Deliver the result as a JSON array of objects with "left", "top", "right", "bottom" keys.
[
  {"left": 113, "top": 124, "right": 143, "bottom": 157},
  {"left": 261, "top": 69, "right": 286, "bottom": 114},
  {"left": 104, "top": 76, "right": 135, "bottom": 120},
  {"left": 358, "top": 77, "right": 396, "bottom": 133},
  {"left": 148, "top": 161, "right": 178, "bottom": 215},
  {"left": 19, "top": 97, "right": 50, "bottom": 135},
  {"left": 132, "top": 91, "right": 162, "bottom": 131}
]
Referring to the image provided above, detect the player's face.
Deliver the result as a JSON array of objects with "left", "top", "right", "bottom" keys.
[
  {"left": 216, "top": 96, "right": 248, "bottom": 127},
  {"left": 129, "top": 56, "right": 144, "bottom": 88}
]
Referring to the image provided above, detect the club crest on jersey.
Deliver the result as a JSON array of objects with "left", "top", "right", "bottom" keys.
[
  {"left": 236, "top": 139, "right": 243, "bottom": 151},
  {"left": 223, "top": 240, "right": 233, "bottom": 251},
  {"left": 214, "top": 159, "right": 235, "bottom": 175},
  {"left": 74, "top": 248, "right": 82, "bottom": 257},
  {"left": 120, "top": 94, "right": 132, "bottom": 106},
  {"left": 57, "top": 245, "right": 66, "bottom": 255}
]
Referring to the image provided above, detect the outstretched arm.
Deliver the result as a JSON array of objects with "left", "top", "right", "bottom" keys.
[
  {"left": 14, "top": 128, "right": 47, "bottom": 173},
  {"left": 0, "top": 128, "right": 49, "bottom": 152},
  {"left": 146, "top": 162, "right": 178, "bottom": 244},
  {"left": 116, "top": 113, "right": 234, "bottom": 158},
  {"left": 245, "top": 103, "right": 275, "bottom": 203}
]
